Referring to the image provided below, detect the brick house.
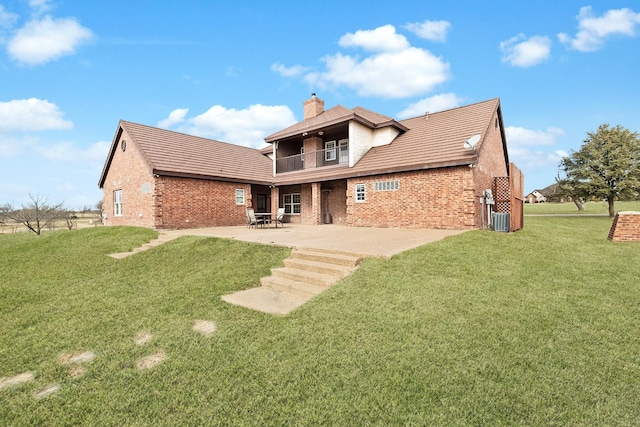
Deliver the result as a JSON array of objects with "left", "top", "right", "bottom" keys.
[{"left": 99, "top": 95, "right": 515, "bottom": 230}]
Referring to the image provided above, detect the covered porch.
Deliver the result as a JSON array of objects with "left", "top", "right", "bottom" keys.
[{"left": 260, "top": 179, "right": 348, "bottom": 226}]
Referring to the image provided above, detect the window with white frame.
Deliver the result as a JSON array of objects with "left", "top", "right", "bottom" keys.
[
  {"left": 355, "top": 184, "right": 366, "bottom": 202},
  {"left": 235, "top": 189, "right": 245, "bottom": 205},
  {"left": 114, "top": 189, "right": 123, "bottom": 216},
  {"left": 374, "top": 180, "right": 400, "bottom": 191},
  {"left": 325, "top": 140, "right": 336, "bottom": 161},
  {"left": 339, "top": 139, "right": 348, "bottom": 164},
  {"left": 284, "top": 193, "right": 301, "bottom": 214}
]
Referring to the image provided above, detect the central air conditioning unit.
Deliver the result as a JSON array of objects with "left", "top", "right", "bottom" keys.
[{"left": 492, "top": 212, "right": 510, "bottom": 232}]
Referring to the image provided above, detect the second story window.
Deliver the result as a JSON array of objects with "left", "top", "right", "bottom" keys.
[
  {"left": 339, "top": 139, "right": 348, "bottom": 164},
  {"left": 325, "top": 140, "right": 336, "bottom": 161}
]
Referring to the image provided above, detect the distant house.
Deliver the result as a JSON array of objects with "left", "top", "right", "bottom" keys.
[
  {"left": 98, "top": 95, "right": 521, "bottom": 230},
  {"left": 526, "top": 190, "right": 547, "bottom": 203}
]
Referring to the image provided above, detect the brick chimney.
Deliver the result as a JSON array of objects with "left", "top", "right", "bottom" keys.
[{"left": 303, "top": 93, "right": 324, "bottom": 120}]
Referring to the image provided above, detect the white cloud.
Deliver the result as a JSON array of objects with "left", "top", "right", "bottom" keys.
[
  {"left": 310, "top": 47, "right": 450, "bottom": 99},
  {"left": 506, "top": 126, "right": 565, "bottom": 147},
  {"left": 158, "top": 108, "right": 189, "bottom": 128},
  {"left": 7, "top": 15, "right": 94, "bottom": 65},
  {"left": 0, "top": 5, "right": 18, "bottom": 29},
  {"left": 37, "top": 140, "right": 110, "bottom": 165},
  {"left": 0, "top": 135, "right": 38, "bottom": 157},
  {"left": 404, "top": 20, "right": 451, "bottom": 42},
  {"left": 506, "top": 126, "right": 568, "bottom": 170},
  {"left": 0, "top": 98, "right": 73, "bottom": 132},
  {"left": 270, "top": 24, "right": 451, "bottom": 99},
  {"left": 28, "top": 0, "right": 54, "bottom": 15},
  {"left": 271, "top": 62, "right": 310, "bottom": 77},
  {"left": 397, "top": 93, "right": 464, "bottom": 119},
  {"left": 559, "top": 6, "right": 640, "bottom": 52},
  {"left": 500, "top": 34, "right": 551, "bottom": 67},
  {"left": 338, "top": 24, "right": 410, "bottom": 52},
  {"left": 183, "top": 104, "right": 297, "bottom": 148},
  {"left": 508, "top": 146, "right": 568, "bottom": 171}
]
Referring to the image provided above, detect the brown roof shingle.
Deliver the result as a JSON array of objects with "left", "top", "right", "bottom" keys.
[
  {"left": 276, "top": 98, "right": 503, "bottom": 185},
  {"left": 99, "top": 121, "right": 273, "bottom": 187},
  {"left": 351, "top": 98, "right": 501, "bottom": 175},
  {"left": 100, "top": 98, "right": 505, "bottom": 188},
  {"left": 265, "top": 105, "right": 407, "bottom": 142}
]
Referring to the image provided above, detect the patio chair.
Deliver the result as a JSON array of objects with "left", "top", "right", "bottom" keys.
[
  {"left": 275, "top": 207, "right": 286, "bottom": 227},
  {"left": 246, "top": 208, "right": 264, "bottom": 228}
]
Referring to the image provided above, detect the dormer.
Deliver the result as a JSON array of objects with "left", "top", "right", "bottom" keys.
[{"left": 264, "top": 95, "right": 407, "bottom": 175}]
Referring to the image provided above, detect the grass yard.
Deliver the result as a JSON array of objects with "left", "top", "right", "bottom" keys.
[
  {"left": 1, "top": 219, "right": 639, "bottom": 425},
  {"left": 524, "top": 200, "right": 640, "bottom": 215}
]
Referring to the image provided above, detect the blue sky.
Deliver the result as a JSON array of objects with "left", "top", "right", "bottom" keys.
[{"left": 1, "top": 0, "right": 639, "bottom": 209}]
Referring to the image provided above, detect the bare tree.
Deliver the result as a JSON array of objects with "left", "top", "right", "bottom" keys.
[
  {"left": 0, "top": 204, "right": 10, "bottom": 231},
  {"left": 4, "top": 194, "right": 65, "bottom": 235},
  {"left": 63, "top": 211, "right": 79, "bottom": 230}
]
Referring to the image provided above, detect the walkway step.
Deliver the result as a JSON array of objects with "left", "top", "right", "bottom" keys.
[
  {"left": 108, "top": 232, "right": 177, "bottom": 259},
  {"left": 261, "top": 275, "right": 327, "bottom": 298},
  {"left": 283, "top": 258, "right": 354, "bottom": 277},
  {"left": 270, "top": 267, "right": 337, "bottom": 287},
  {"left": 291, "top": 248, "right": 361, "bottom": 267},
  {"left": 221, "top": 287, "right": 308, "bottom": 316},
  {"left": 222, "top": 247, "right": 362, "bottom": 315}
]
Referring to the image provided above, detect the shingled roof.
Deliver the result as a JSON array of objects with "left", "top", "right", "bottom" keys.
[
  {"left": 265, "top": 105, "right": 407, "bottom": 142},
  {"left": 98, "top": 121, "right": 273, "bottom": 188},
  {"left": 99, "top": 98, "right": 506, "bottom": 188},
  {"left": 275, "top": 98, "right": 505, "bottom": 185}
]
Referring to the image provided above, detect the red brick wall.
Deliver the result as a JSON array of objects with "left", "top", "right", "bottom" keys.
[
  {"left": 473, "top": 110, "right": 509, "bottom": 227},
  {"left": 101, "top": 129, "right": 156, "bottom": 228},
  {"left": 323, "top": 180, "right": 347, "bottom": 224},
  {"left": 299, "top": 183, "right": 313, "bottom": 224},
  {"left": 155, "top": 176, "right": 250, "bottom": 229},
  {"left": 346, "top": 167, "right": 475, "bottom": 229},
  {"left": 608, "top": 212, "right": 640, "bottom": 242}
]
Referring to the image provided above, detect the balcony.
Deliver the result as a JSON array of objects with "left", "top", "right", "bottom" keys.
[{"left": 276, "top": 145, "right": 348, "bottom": 173}]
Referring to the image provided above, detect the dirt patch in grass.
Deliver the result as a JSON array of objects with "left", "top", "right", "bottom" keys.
[
  {"left": 134, "top": 332, "right": 153, "bottom": 346},
  {"left": 69, "top": 365, "right": 87, "bottom": 379},
  {"left": 0, "top": 372, "right": 34, "bottom": 390},
  {"left": 34, "top": 384, "right": 60, "bottom": 399},
  {"left": 137, "top": 351, "right": 166, "bottom": 370},
  {"left": 193, "top": 320, "right": 216, "bottom": 337},
  {"left": 59, "top": 351, "right": 95, "bottom": 365}
]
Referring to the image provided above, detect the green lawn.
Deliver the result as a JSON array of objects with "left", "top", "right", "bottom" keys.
[
  {"left": 1, "top": 220, "right": 639, "bottom": 425},
  {"left": 524, "top": 200, "right": 640, "bottom": 215}
]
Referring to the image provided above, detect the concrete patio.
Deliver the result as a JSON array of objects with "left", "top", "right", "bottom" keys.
[{"left": 163, "top": 224, "right": 467, "bottom": 258}]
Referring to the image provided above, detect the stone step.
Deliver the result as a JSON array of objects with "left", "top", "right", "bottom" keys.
[
  {"left": 290, "top": 248, "right": 361, "bottom": 267},
  {"left": 222, "top": 247, "right": 363, "bottom": 315},
  {"left": 221, "top": 287, "right": 309, "bottom": 316},
  {"left": 283, "top": 257, "right": 354, "bottom": 277},
  {"left": 270, "top": 267, "right": 337, "bottom": 287},
  {"left": 260, "top": 275, "right": 326, "bottom": 298}
]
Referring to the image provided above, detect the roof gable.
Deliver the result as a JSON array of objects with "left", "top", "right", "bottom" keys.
[
  {"left": 99, "top": 121, "right": 273, "bottom": 188},
  {"left": 265, "top": 105, "right": 407, "bottom": 142},
  {"left": 350, "top": 98, "right": 504, "bottom": 175}
]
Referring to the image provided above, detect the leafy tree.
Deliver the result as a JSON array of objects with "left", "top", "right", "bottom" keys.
[
  {"left": 558, "top": 124, "right": 640, "bottom": 217},
  {"left": 4, "top": 193, "right": 65, "bottom": 235}
]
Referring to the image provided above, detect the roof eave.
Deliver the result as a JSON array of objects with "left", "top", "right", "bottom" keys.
[
  {"left": 274, "top": 158, "right": 477, "bottom": 185},
  {"left": 153, "top": 170, "right": 273, "bottom": 186},
  {"left": 98, "top": 123, "right": 124, "bottom": 189}
]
